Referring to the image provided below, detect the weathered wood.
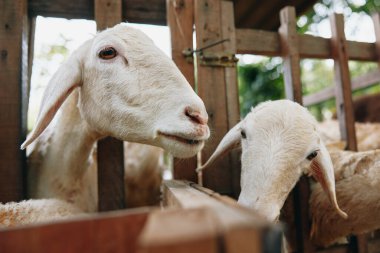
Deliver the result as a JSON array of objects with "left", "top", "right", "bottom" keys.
[
  {"left": 95, "top": 0, "right": 122, "bottom": 30},
  {"left": 162, "top": 180, "right": 278, "bottom": 253},
  {"left": 331, "top": 13, "right": 366, "bottom": 253},
  {"left": 0, "top": 0, "right": 28, "bottom": 202},
  {"left": 330, "top": 13, "right": 358, "bottom": 152},
  {"left": 138, "top": 208, "right": 219, "bottom": 253},
  {"left": 167, "top": 0, "right": 198, "bottom": 182},
  {"left": 279, "top": 6, "right": 303, "bottom": 103},
  {"left": 220, "top": 1, "right": 241, "bottom": 198},
  {"left": 373, "top": 13, "right": 380, "bottom": 66},
  {"left": 194, "top": 0, "right": 233, "bottom": 195},
  {"left": 235, "top": 29, "right": 378, "bottom": 62},
  {"left": 303, "top": 70, "right": 380, "bottom": 106},
  {"left": 28, "top": 0, "right": 167, "bottom": 26},
  {"left": 0, "top": 208, "right": 150, "bottom": 253},
  {"left": 95, "top": 0, "right": 125, "bottom": 211}
]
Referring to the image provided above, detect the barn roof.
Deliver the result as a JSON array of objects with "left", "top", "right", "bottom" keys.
[{"left": 29, "top": 0, "right": 318, "bottom": 30}]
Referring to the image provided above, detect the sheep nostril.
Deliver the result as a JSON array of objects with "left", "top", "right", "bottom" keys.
[{"left": 185, "top": 107, "right": 208, "bottom": 125}]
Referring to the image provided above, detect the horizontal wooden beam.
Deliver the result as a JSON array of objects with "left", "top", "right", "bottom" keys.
[
  {"left": 162, "top": 180, "right": 283, "bottom": 253},
  {"left": 303, "top": 70, "right": 380, "bottom": 106},
  {"left": 236, "top": 29, "right": 378, "bottom": 62},
  {"left": 28, "top": 0, "right": 166, "bottom": 25},
  {"left": 0, "top": 208, "right": 151, "bottom": 253}
]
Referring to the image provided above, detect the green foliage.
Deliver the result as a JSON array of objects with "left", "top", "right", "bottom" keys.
[
  {"left": 237, "top": 0, "right": 379, "bottom": 120},
  {"left": 238, "top": 59, "right": 285, "bottom": 117}
]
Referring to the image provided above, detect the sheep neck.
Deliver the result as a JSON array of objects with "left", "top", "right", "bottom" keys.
[{"left": 28, "top": 90, "right": 101, "bottom": 211}]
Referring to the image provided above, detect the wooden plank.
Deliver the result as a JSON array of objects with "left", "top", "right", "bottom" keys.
[
  {"left": 279, "top": 6, "right": 303, "bottom": 103},
  {"left": 138, "top": 208, "right": 219, "bottom": 253},
  {"left": 220, "top": 1, "right": 241, "bottom": 198},
  {"left": 0, "top": 0, "right": 28, "bottom": 203},
  {"left": 28, "top": 0, "right": 166, "bottom": 26},
  {"left": 330, "top": 13, "right": 358, "bottom": 152},
  {"left": 0, "top": 208, "right": 150, "bottom": 253},
  {"left": 167, "top": 0, "right": 198, "bottom": 182},
  {"left": 235, "top": 29, "right": 378, "bottom": 62},
  {"left": 162, "top": 180, "right": 279, "bottom": 253},
  {"left": 95, "top": 0, "right": 122, "bottom": 30},
  {"left": 95, "top": 0, "right": 125, "bottom": 211},
  {"left": 330, "top": 13, "right": 366, "bottom": 253},
  {"left": 194, "top": 0, "right": 233, "bottom": 195},
  {"left": 373, "top": 13, "right": 380, "bottom": 66},
  {"left": 303, "top": 70, "right": 380, "bottom": 106}
]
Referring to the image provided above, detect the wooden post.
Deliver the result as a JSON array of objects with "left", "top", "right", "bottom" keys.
[
  {"left": 194, "top": 0, "right": 238, "bottom": 195},
  {"left": 330, "top": 13, "right": 357, "bottom": 152},
  {"left": 279, "top": 6, "right": 302, "bottom": 103},
  {"left": 95, "top": 0, "right": 126, "bottom": 211},
  {"left": 331, "top": 13, "right": 367, "bottom": 253},
  {"left": 167, "top": 0, "right": 198, "bottom": 182},
  {"left": 220, "top": 1, "right": 241, "bottom": 198},
  {"left": 0, "top": 0, "right": 28, "bottom": 202},
  {"left": 373, "top": 13, "right": 380, "bottom": 67},
  {"left": 279, "top": 6, "right": 315, "bottom": 253}
]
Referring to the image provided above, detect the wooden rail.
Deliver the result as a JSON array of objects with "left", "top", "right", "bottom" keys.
[{"left": 0, "top": 180, "right": 281, "bottom": 253}]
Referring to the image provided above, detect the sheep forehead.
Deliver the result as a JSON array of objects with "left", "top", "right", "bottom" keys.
[
  {"left": 243, "top": 100, "right": 318, "bottom": 150},
  {"left": 94, "top": 24, "right": 155, "bottom": 49}
]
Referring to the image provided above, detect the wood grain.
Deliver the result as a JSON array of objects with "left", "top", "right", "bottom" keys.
[
  {"left": 220, "top": 1, "right": 241, "bottom": 198},
  {"left": 0, "top": 208, "right": 150, "bottom": 253},
  {"left": 95, "top": 0, "right": 125, "bottom": 211},
  {"left": 279, "top": 6, "right": 303, "bottom": 103},
  {"left": 0, "top": 0, "right": 28, "bottom": 202},
  {"left": 236, "top": 29, "right": 378, "bottom": 62},
  {"left": 330, "top": 13, "right": 358, "bottom": 152},
  {"left": 167, "top": 0, "right": 198, "bottom": 182},
  {"left": 194, "top": 0, "right": 233, "bottom": 195}
]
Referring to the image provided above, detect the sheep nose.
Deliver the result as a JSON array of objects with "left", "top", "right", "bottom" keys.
[{"left": 185, "top": 106, "right": 208, "bottom": 125}]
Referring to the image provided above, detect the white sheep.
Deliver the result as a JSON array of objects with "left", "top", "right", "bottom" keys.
[
  {"left": 197, "top": 100, "right": 347, "bottom": 222},
  {"left": 19, "top": 23, "right": 209, "bottom": 213},
  {"left": 197, "top": 99, "right": 380, "bottom": 247}
]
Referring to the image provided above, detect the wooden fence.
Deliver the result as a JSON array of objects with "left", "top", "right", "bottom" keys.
[
  {"left": 167, "top": 1, "right": 380, "bottom": 252},
  {"left": 1, "top": 0, "right": 379, "bottom": 252}
]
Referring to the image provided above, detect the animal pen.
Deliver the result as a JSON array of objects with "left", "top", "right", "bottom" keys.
[{"left": 0, "top": 0, "right": 380, "bottom": 252}]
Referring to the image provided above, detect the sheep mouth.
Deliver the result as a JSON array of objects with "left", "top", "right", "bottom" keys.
[{"left": 158, "top": 132, "right": 203, "bottom": 146}]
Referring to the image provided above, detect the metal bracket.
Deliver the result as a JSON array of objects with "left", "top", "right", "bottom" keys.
[
  {"left": 181, "top": 39, "right": 239, "bottom": 67},
  {"left": 182, "top": 49, "right": 238, "bottom": 67},
  {"left": 199, "top": 52, "right": 238, "bottom": 67}
]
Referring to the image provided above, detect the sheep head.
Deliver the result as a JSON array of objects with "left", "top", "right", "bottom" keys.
[
  {"left": 197, "top": 100, "right": 347, "bottom": 221},
  {"left": 21, "top": 24, "right": 209, "bottom": 158}
]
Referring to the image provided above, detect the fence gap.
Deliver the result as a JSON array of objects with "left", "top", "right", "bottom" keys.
[{"left": 95, "top": 0, "right": 126, "bottom": 211}]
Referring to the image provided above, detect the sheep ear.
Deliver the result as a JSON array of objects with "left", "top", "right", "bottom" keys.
[
  {"left": 20, "top": 53, "right": 83, "bottom": 149},
  {"left": 196, "top": 121, "right": 242, "bottom": 172},
  {"left": 309, "top": 140, "right": 348, "bottom": 219}
]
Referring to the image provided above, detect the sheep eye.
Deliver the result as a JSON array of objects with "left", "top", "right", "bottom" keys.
[
  {"left": 99, "top": 47, "right": 117, "bottom": 60},
  {"left": 306, "top": 150, "right": 318, "bottom": 161},
  {"left": 241, "top": 130, "right": 247, "bottom": 139}
]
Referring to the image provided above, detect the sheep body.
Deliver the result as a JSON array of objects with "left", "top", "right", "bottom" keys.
[
  {"left": 310, "top": 149, "right": 380, "bottom": 247},
  {"left": 0, "top": 199, "right": 84, "bottom": 228}
]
